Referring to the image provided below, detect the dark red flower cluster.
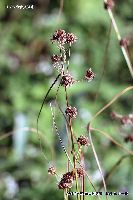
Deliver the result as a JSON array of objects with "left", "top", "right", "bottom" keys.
[
  {"left": 104, "top": 0, "right": 115, "bottom": 10},
  {"left": 48, "top": 166, "right": 56, "bottom": 175},
  {"left": 51, "top": 29, "right": 66, "bottom": 45},
  {"left": 51, "top": 29, "right": 77, "bottom": 45},
  {"left": 65, "top": 106, "right": 77, "bottom": 119},
  {"left": 58, "top": 172, "right": 73, "bottom": 189},
  {"left": 51, "top": 54, "right": 62, "bottom": 63},
  {"left": 72, "top": 168, "right": 84, "bottom": 180},
  {"left": 58, "top": 168, "right": 85, "bottom": 189},
  {"left": 77, "top": 135, "right": 89, "bottom": 146},
  {"left": 66, "top": 33, "right": 77, "bottom": 44},
  {"left": 60, "top": 73, "right": 75, "bottom": 87},
  {"left": 85, "top": 68, "right": 95, "bottom": 82},
  {"left": 111, "top": 112, "right": 133, "bottom": 125}
]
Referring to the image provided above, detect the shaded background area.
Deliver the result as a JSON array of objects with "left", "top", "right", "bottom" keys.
[{"left": 0, "top": 0, "right": 133, "bottom": 199}]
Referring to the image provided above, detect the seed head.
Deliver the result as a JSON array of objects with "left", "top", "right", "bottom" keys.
[
  {"left": 85, "top": 68, "right": 95, "bottom": 82},
  {"left": 72, "top": 168, "right": 84, "bottom": 180},
  {"left": 65, "top": 106, "right": 77, "bottom": 119},
  {"left": 51, "top": 54, "right": 62, "bottom": 63},
  {"left": 77, "top": 167, "right": 84, "bottom": 178},
  {"left": 48, "top": 166, "right": 56, "bottom": 175},
  {"left": 66, "top": 33, "right": 77, "bottom": 44},
  {"left": 77, "top": 135, "right": 89, "bottom": 146},
  {"left": 58, "top": 172, "right": 73, "bottom": 189},
  {"left": 60, "top": 73, "right": 75, "bottom": 87},
  {"left": 51, "top": 29, "right": 66, "bottom": 45},
  {"left": 58, "top": 179, "right": 73, "bottom": 189},
  {"left": 62, "top": 171, "right": 73, "bottom": 179}
]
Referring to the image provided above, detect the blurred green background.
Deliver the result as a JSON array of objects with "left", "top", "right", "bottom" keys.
[{"left": 0, "top": 0, "right": 133, "bottom": 199}]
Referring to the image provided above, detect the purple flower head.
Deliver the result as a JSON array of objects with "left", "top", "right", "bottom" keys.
[
  {"left": 77, "top": 135, "right": 89, "bottom": 146},
  {"left": 85, "top": 68, "right": 95, "bottom": 82},
  {"left": 65, "top": 106, "right": 77, "bottom": 119},
  {"left": 66, "top": 33, "right": 77, "bottom": 44},
  {"left": 51, "top": 29, "right": 66, "bottom": 45},
  {"left": 60, "top": 73, "right": 75, "bottom": 87}
]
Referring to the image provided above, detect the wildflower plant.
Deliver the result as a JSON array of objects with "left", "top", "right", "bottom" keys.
[
  {"left": 0, "top": 1, "right": 133, "bottom": 199},
  {"left": 36, "top": 29, "right": 96, "bottom": 198},
  {"left": 36, "top": 1, "right": 133, "bottom": 199},
  {"left": 36, "top": 27, "right": 133, "bottom": 200},
  {"left": 49, "top": 29, "right": 95, "bottom": 193}
]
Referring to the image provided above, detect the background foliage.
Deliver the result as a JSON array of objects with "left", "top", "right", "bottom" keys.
[{"left": 0, "top": 0, "right": 133, "bottom": 199}]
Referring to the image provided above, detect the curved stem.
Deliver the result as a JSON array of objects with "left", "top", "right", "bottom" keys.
[
  {"left": 91, "top": 128, "right": 133, "bottom": 155},
  {"left": 89, "top": 86, "right": 133, "bottom": 125}
]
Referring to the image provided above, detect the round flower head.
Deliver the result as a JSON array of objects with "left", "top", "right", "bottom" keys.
[
  {"left": 51, "top": 29, "right": 66, "bottom": 45},
  {"left": 48, "top": 166, "right": 56, "bottom": 175},
  {"left": 85, "top": 68, "right": 95, "bottom": 82},
  {"left": 72, "top": 168, "right": 84, "bottom": 180},
  {"left": 65, "top": 106, "right": 77, "bottom": 119},
  {"left": 77, "top": 135, "right": 89, "bottom": 146},
  {"left": 66, "top": 33, "right": 77, "bottom": 44},
  {"left": 60, "top": 73, "right": 75, "bottom": 87},
  {"left": 51, "top": 54, "right": 62, "bottom": 63},
  {"left": 58, "top": 172, "right": 73, "bottom": 189}
]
